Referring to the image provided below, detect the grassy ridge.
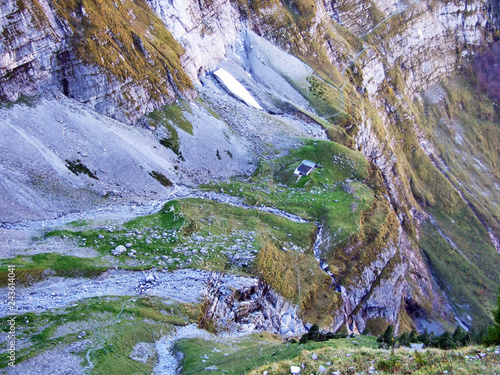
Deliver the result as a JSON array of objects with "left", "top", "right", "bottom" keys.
[
  {"left": 178, "top": 333, "right": 500, "bottom": 375},
  {"left": 204, "top": 140, "right": 373, "bottom": 245},
  {"left": 248, "top": 343, "right": 500, "bottom": 375}
]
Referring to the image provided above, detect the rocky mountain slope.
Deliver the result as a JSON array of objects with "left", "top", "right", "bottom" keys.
[{"left": 1, "top": 0, "right": 500, "bottom": 372}]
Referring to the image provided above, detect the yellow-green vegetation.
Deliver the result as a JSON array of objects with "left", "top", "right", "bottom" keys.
[
  {"left": 419, "top": 220, "right": 499, "bottom": 329},
  {"left": 0, "top": 296, "right": 200, "bottom": 372},
  {"left": 176, "top": 332, "right": 378, "bottom": 374},
  {"left": 329, "top": 195, "right": 400, "bottom": 289},
  {"left": 178, "top": 197, "right": 317, "bottom": 273},
  {"left": 249, "top": 344, "right": 500, "bottom": 375},
  {"left": 306, "top": 75, "right": 344, "bottom": 116},
  {"left": 394, "top": 75, "right": 500, "bottom": 329},
  {"left": 147, "top": 101, "right": 194, "bottom": 135},
  {"left": 413, "top": 76, "right": 500, "bottom": 234},
  {"left": 51, "top": 0, "right": 193, "bottom": 101}
]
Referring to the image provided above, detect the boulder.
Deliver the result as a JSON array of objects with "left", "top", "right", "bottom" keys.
[{"left": 112, "top": 245, "right": 127, "bottom": 256}]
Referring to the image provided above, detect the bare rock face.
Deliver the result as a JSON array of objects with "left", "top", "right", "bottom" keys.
[
  {"left": 0, "top": 0, "right": 65, "bottom": 100},
  {"left": 201, "top": 274, "right": 306, "bottom": 336},
  {"left": 146, "top": 0, "right": 244, "bottom": 81},
  {"left": 0, "top": 0, "right": 194, "bottom": 123}
]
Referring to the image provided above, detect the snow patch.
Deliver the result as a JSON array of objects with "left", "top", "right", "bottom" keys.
[{"left": 213, "top": 68, "right": 263, "bottom": 109}]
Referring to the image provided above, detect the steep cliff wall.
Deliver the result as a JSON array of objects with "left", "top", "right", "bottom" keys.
[{"left": 0, "top": 0, "right": 195, "bottom": 123}]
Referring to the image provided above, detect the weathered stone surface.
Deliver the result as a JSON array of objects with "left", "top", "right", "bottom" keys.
[{"left": 202, "top": 274, "right": 306, "bottom": 336}]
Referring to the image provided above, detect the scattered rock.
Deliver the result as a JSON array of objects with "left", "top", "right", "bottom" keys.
[
  {"left": 318, "top": 364, "right": 326, "bottom": 373},
  {"left": 290, "top": 365, "right": 301, "bottom": 374},
  {"left": 342, "top": 183, "right": 355, "bottom": 194},
  {"left": 311, "top": 353, "right": 318, "bottom": 360},
  {"left": 204, "top": 366, "right": 218, "bottom": 371},
  {"left": 112, "top": 245, "right": 127, "bottom": 256}
]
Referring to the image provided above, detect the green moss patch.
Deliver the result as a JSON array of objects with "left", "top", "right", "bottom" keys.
[
  {"left": 0, "top": 253, "right": 106, "bottom": 286},
  {"left": 149, "top": 171, "right": 173, "bottom": 187}
]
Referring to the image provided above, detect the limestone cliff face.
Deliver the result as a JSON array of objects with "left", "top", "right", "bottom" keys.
[
  {"left": 142, "top": 0, "right": 490, "bottom": 210},
  {"left": 146, "top": 0, "right": 244, "bottom": 81},
  {"left": 0, "top": 0, "right": 195, "bottom": 123}
]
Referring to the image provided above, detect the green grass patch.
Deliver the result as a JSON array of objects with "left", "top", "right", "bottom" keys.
[
  {"left": 204, "top": 140, "right": 373, "bottom": 247},
  {"left": 0, "top": 253, "right": 106, "bottom": 286},
  {"left": 176, "top": 332, "right": 377, "bottom": 374},
  {"left": 0, "top": 296, "right": 200, "bottom": 371}
]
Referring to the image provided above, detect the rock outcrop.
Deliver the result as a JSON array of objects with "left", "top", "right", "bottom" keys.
[
  {"left": 0, "top": 0, "right": 195, "bottom": 123},
  {"left": 201, "top": 273, "right": 305, "bottom": 336}
]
